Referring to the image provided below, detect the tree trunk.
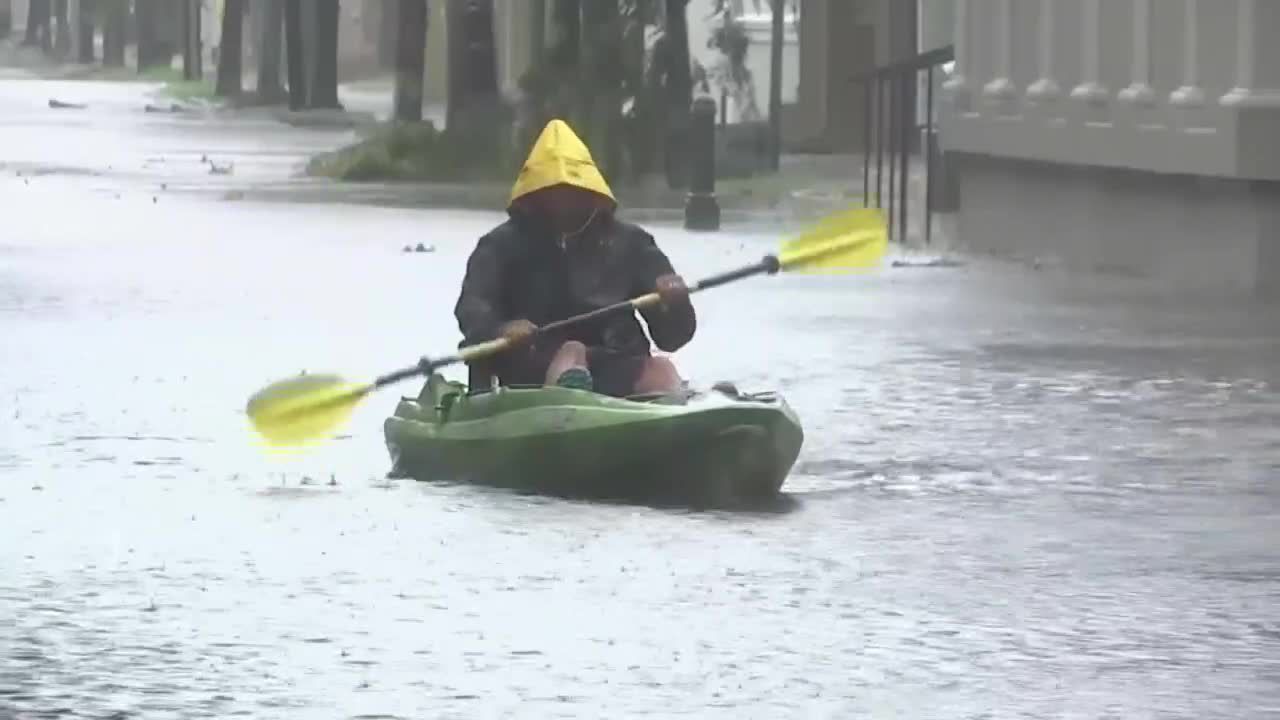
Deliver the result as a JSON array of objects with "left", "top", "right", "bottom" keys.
[
  {"left": 135, "top": 0, "right": 163, "bottom": 71},
  {"left": 579, "top": 0, "right": 623, "bottom": 178},
  {"left": 101, "top": 0, "right": 125, "bottom": 66},
  {"left": 623, "top": 2, "right": 657, "bottom": 182},
  {"left": 662, "top": 0, "right": 692, "bottom": 189},
  {"left": 283, "top": 0, "right": 307, "bottom": 110},
  {"left": 392, "top": 0, "right": 427, "bottom": 122},
  {"left": 255, "top": 0, "right": 284, "bottom": 101},
  {"left": 377, "top": 0, "right": 397, "bottom": 68},
  {"left": 767, "top": 0, "right": 783, "bottom": 171},
  {"left": 23, "top": 0, "right": 49, "bottom": 47},
  {"left": 182, "top": 0, "right": 202, "bottom": 81},
  {"left": 76, "top": 0, "right": 95, "bottom": 63},
  {"left": 445, "top": 0, "right": 498, "bottom": 134},
  {"left": 0, "top": 1, "right": 11, "bottom": 38},
  {"left": 52, "top": 0, "right": 70, "bottom": 58},
  {"left": 529, "top": 0, "right": 545, "bottom": 61},
  {"left": 215, "top": 0, "right": 244, "bottom": 97},
  {"left": 308, "top": 0, "right": 341, "bottom": 108}
]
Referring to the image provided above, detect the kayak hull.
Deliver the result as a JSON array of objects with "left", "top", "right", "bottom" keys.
[{"left": 383, "top": 374, "right": 804, "bottom": 506}]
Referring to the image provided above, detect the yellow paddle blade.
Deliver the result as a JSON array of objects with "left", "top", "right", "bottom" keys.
[
  {"left": 245, "top": 373, "right": 372, "bottom": 448},
  {"left": 777, "top": 207, "right": 888, "bottom": 272}
]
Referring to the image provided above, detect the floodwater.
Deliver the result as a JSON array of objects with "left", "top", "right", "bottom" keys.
[{"left": 3, "top": 79, "right": 1280, "bottom": 719}]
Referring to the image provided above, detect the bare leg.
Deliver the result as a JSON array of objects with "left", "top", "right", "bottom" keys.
[
  {"left": 544, "top": 341, "right": 589, "bottom": 385},
  {"left": 632, "top": 356, "right": 683, "bottom": 395}
]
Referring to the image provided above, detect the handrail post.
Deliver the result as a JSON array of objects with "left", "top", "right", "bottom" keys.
[
  {"left": 875, "top": 75, "right": 886, "bottom": 209},
  {"left": 924, "top": 65, "right": 935, "bottom": 246},
  {"left": 862, "top": 79, "right": 872, "bottom": 207},
  {"left": 851, "top": 45, "right": 954, "bottom": 246},
  {"left": 898, "top": 66, "right": 911, "bottom": 246}
]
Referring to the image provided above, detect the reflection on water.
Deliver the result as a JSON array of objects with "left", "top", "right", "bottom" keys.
[{"left": 2, "top": 92, "right": 1280, "bottom": 719}]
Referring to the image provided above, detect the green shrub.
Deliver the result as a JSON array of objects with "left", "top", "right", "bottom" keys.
[{"left": 308, "top": 121, "right": 518, "bottom": 183}]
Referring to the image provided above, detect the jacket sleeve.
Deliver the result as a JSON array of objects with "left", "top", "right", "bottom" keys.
[
  {"left": 631, "top": 230, "right": 696, "bottom": 352},
  {"left": 454, "top": 235, "right": 506, "bottom": 344}
]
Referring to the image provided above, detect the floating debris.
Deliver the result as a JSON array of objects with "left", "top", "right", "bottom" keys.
[
  {"left": 891, "top": 257, "right": 964, "bottom": 269},
  {"left": 144, "top": 103, "right": 189, "bottom": 114},
  {"left": 49, "top": 98, "right": 87, "bottom": 110}
]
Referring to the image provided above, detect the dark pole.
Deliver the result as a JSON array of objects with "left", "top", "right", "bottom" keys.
[
  {"left": 924, "top": 65, "right": 935, "bottom": 246},
  {"left": 875, "top": 75, "right": 885, "bottom": 208},
  {"left": 683, "top": 96, "right": 720, "bottom": 231},
  {"left": 861, "top": 79, "right": 871, "bottom": 207},
  {"left": 899, "top": 68, "right": 911, "bottom": 247},
  {"left": 886, "top": 74, "right": 896, "bottom": 239}
]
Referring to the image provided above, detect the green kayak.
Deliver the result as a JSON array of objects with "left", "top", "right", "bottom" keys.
[{"left": 383, "top": 373, "right": 804, "bottom": 506}]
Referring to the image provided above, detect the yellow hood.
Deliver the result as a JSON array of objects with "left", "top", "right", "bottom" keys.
[{"left": 509, "top": 119, "right": 616, "bottom": 208}]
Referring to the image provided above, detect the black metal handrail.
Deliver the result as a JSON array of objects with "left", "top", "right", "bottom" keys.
[{"left": 853, "top": 45, "right": 954, "bottom": 246}]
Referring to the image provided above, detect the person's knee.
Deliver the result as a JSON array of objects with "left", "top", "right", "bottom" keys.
[
  {"left": 634, "top": 356, "right": 682, "bottom": 393},
  {"left": 553, "top": 340, "right": 588, "bottom": 365},
  {"left": 647, "top": 356, "right": 679, "bottom": 378}
]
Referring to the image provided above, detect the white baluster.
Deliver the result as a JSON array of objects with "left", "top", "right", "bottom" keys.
[
  {"left": 1118, "top": 0, "right": 1155, "bottom": 105},
  {"left": 1026, "top": 0, "right": 1060, "bottom": 101},
  {"left": 983, "top": 0, "right": 1016, "bottom": 100},
  {"left": 1070, "top": 0, "right": 1108, "bottom": 104},
  {"left": 1220, "top": 0, "right": 1280, "bottom": 107},
  {"left": 1170, "top": 0, "right": 1205, "bottom": 106}
]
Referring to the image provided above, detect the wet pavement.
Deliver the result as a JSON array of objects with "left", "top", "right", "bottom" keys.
[{"left": 3, "top": 78, "right": 1280, "bottom": 718}]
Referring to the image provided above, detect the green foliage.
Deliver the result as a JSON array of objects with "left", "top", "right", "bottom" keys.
[
  {"left": 161, "top": 79, "right": 217, "bottom": 103},
  {"left": 307, "top": 121, "right": 518, "bottom": 182}
]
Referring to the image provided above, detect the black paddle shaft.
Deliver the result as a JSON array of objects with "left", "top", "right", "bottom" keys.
[
  {"left": 694, "top": 254, "right": 781, "bottom": 292},
  {"left": 375, "top": 254, "right": 783, "bottom": 389}
]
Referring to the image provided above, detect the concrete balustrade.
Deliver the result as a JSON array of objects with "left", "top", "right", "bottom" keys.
[{"left": 935, "top": 0, "right": 1280, "bottom": 296}]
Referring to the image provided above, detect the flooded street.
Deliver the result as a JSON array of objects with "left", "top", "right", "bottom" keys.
[{"left": 3, "top": 79, "right": 1280, "bottom": 719}]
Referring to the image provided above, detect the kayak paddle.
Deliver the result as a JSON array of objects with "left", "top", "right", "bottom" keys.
[{"left": 246, "top": 206, "right": 887, "bottom": 449}]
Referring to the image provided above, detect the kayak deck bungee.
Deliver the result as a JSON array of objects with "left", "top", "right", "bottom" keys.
[{"left": 383, "top": 373, "right": 804, "bottom": 506}]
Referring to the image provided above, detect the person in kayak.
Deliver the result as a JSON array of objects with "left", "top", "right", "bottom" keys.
[{"left": 454, "top": 118, "right": 695, "bottom": 398}]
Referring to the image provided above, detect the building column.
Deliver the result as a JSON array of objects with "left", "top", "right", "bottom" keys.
[
  {"left": 1169, "top": 0, "right": 1204, "bottom": 106},
  {"left": 1220, "top": 0, "right": 1280, "bottom": 107},
  {"left": 1118, "top": 0, "right": 1155, "bottom": 106},
  {"left": 1070, "top": 0, "right": 1108, "bottom": 105}
]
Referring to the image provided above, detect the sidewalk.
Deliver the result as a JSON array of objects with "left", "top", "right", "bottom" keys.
[{"left": 0, "top": 43, "right": 953, "bottom": 246}]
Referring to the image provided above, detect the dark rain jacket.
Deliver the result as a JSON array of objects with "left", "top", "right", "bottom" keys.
[{"left": 453, "top": 209, "right": 696, "bottom": 358}]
